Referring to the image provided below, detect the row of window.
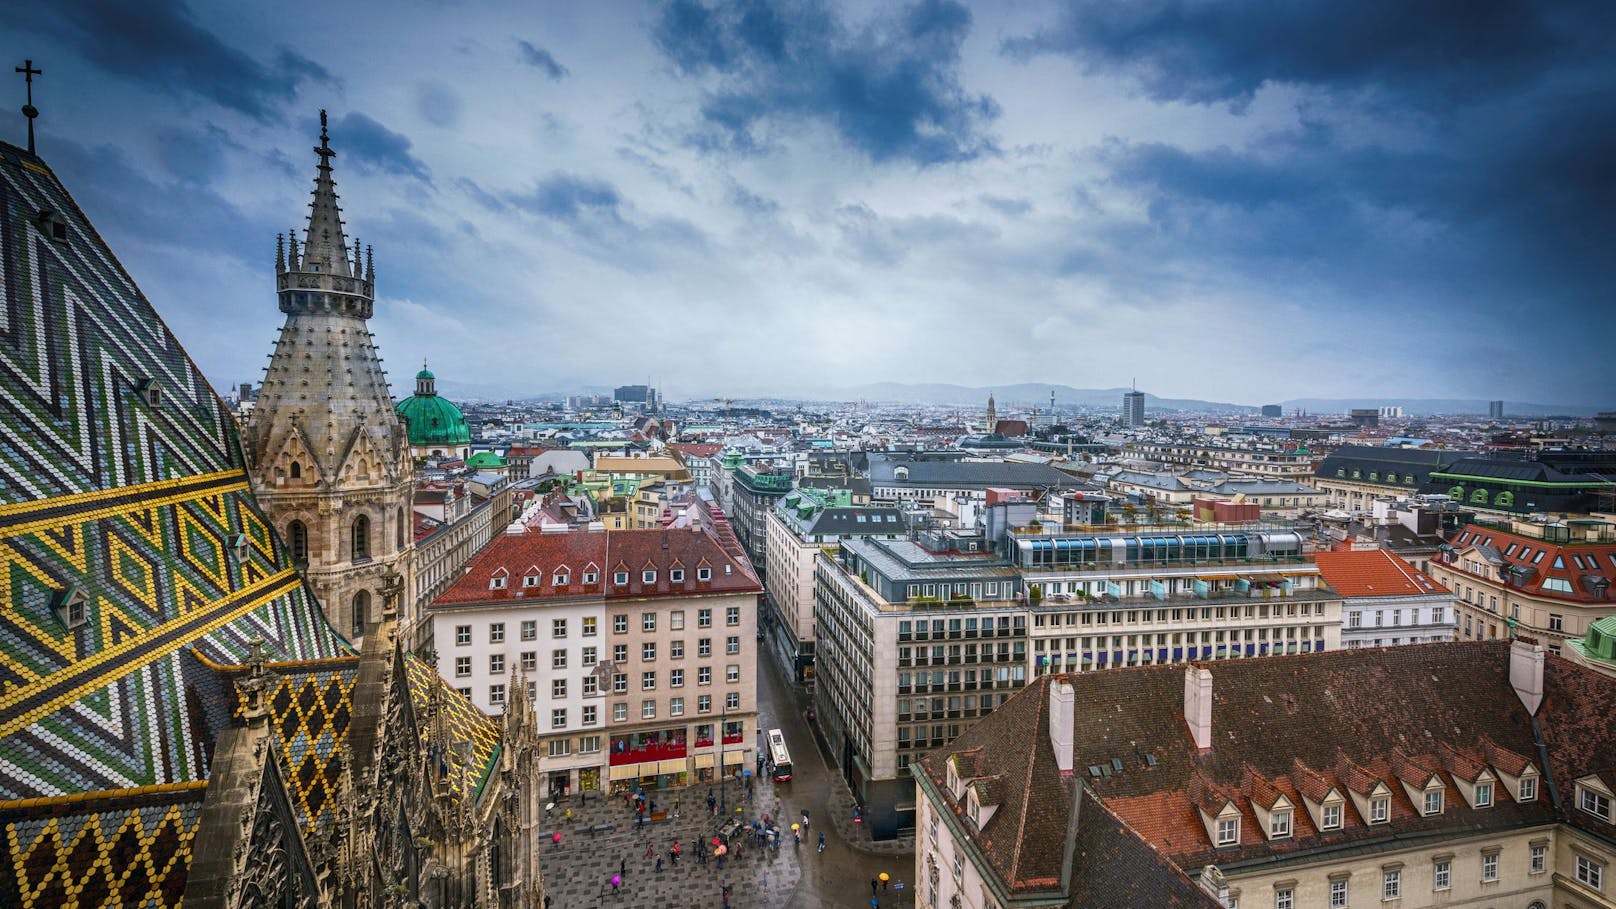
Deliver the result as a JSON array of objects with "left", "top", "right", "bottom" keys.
[
  {"left": 1261, "top": 845, "right": 1602, "bottom": 908},
  {"left": 455, "top": 618, "right": 599, "bottom": 645},
  {"left": 456, "top": 686, "right": 745, "bottom": 725},
  {"left": 1221, "top": 780, "right": 1541, "bottom": 849},
  {"left": 612, "top": 607, "right": 741, "bottom": 632},
  {"left": 607, "top": 665, "right": 742, "bottom": 690},
  {"left": 1036, "top": 602, "right": 1321, "bottom": 628},
  {"left": 1347, "top": 607, "right": 1446, "bottom": 628},
  {"left": 490, "top": 566, "right": 718, "bottom": 590}
]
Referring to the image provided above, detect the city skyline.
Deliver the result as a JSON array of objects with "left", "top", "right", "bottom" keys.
[{"left": 3, "top": 0, "right": 1612, "bottom": 404}]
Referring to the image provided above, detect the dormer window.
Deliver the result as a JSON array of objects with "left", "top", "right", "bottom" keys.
[
  {"left": 642, "top": 570, "right": 656, "bottom": 584},
  {"left": 36, "top": 209, "right": 69, "bottom": 243},
  {"left": 490, "top": 575, "right": 507, "bottom": 590},
  {"left": 136, "top": 377, "right": 162, "bottom": 408},
  {"left": 53, "top": 585, "right": 88, "bottom": 630},
  {"left": 614, "top": 571, "right": 628, "bottom": 586},
  {"left": 1269, "top": 808, "right": 1292, "bottom": 839},
  {"left": 1474, "top": 782, "right": 1493, "bottom": 807},
  {"left": 698, "top": 567, "right": 712, "bottom": 581},
  {"left": 671, "top": 569, "right": 685, "bottom": 583},
  {"left": 227, "top": 533, "right": 251, "bottom": 564},
  {"left": 1579, "top": 786, "right": 1612, "bottom": 821},
  {"left": 523, "top": 575, "right": 540, "bottom": 588},
  {"left": 1215, "top": 816, "right": 1240, "bottom": 846},
  {"left": 1321, "top": 803, "right": 1342, "bottom": 830},
  {"left": 584, "top": 571, "right": 598, "bottom": 584},
  {"left": 553, "top": 571, "right": 569, "bottom": 585},
  {"left": 1519, "top": 777, "right": 1537, "bottom": 802},
  {"left": 1423, "top": 789, "right": 1443, "bottom": 816},
  {"left": 1369, "top": 796, "right": 1390, "bottom": 824}
]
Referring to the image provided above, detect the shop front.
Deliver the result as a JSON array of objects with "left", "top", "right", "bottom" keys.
[{"left": 608, "top": 728, "right": 689, "bottom": 793}]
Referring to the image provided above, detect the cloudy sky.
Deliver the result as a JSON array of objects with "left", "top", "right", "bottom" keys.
[{"left": 4, "top": 0, "right": 1612, "bottom": 406}]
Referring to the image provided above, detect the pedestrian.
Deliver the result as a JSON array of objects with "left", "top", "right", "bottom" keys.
[
  {"left": 645, "top": 843, "right": 653, "bottom": 860},
  {"left": 883, "top": 877, "right": 889, "bottom": 891},
  {"left": 801, "top": 808, "right": 810, "bottom": 829},
  {"left": 817, "top": 832, "right": 825, "bottom": 853},
  {"left": 610, "top": 879, "right": 620, "bottom": 897},
  {"left": 871, "top": 878, "right": 878, "bottom": 896},
  {"left": 544, "top": 896, "right": 552, "bottom": 909},
  {"left": 565, "top": 807, "right": 572, "bottom": 823},
  {"left": 619, "top": 858, "right": 627, "bottom": 878},
  {"left": 655, "top": 856, "right": 663, "bottom": 873}
]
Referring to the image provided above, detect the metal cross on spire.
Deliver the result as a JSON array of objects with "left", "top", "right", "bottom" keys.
[
  {"left": 14, "top": 59, "right": 41, "bottom": 155},
  {"left": 315, "top": 108, "right": 334, "bottom": 160}
]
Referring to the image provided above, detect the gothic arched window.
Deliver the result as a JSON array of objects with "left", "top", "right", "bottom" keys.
[
  {"left": 289, "top": 461, "right": 302, "bottom": 480},
  {"left": 352, "top": 589, "right": 370, "bottom": 636},
  {"left": 352, "top": 515, "right": 371, "bottom": 561},
  {"left": 397, "top": 507, "right": 406, "bottom": 550},
  {"left": 288, "top": 520, "right": 308, "bottom": 565}
]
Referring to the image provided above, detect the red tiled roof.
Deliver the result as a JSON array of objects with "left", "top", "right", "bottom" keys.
[
  {"left": 1311, "top": 548, "right": 1449, "bottom": 597},
  {"left": 1445, "top": 523, "right": 1616, "bottom": 604},
  {"left": 669, "top": 443, "right": 724, "bottom": 458},
  {"left": 430, "top": 525, "right": 760, "bottom": 608}
]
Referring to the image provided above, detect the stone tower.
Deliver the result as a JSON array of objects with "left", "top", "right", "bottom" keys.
[
  {"left": 986, "top": 393, "right": 997, "bottom": 434},
  {"left": 244, "top": 111, "right": 415, "bottom": 640}
]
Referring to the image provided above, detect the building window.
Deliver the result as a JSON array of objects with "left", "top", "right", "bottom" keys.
[
  {"left": 698, "top": 667, "right": 711, "bottom": 684},
  {"left": 727, "top": 635, "right": 741, "bottom": 655},
  {"left": 671, "top": 668, "right": 684, "bottom": 687},
  {"left": 612, "top": 673, "right": 627, "bottom": 693},
  {"left": 1321, "top": 803, "right": 1342, "bottom": 830},
  {"left": 698, "top": 567, "right": 712, "bottom": 580},
  {"left": 351, "top": 515, "right": 370, "bottom": 560},
  {"left": 643, "top": 570, "right": 656, "bottom": 584},
  {"left": 520, "top": 620, "right": 537, "bottom": 641},
  {"left": 584, "top": 571, "right": 598, "bottom": 584},
  {"left": 1269, "top": 809, "right": 1291, "bottom": 839},
  {"left": 553, "top": 571, "right": 569, "bottom": 585},
  {"left": 1481, "top": 851, "right": 1498, "bottom": 882},
  {"left": 1348, "top": 611, "right": 1362, "bottom": 628},
  {"left": 1519, "top": 777, "right": 1537, "bottom": 802},
  {"left": 671, "top": 641, "right": 684, "bottom": 659},
  {"left": 1369, "top": 796, "right": 1390, "bottom": 824},
  {"left": 698, "top": 694, "right": 712, "bottom": 713},
  {"left": 671, "top": 611, "right": 685, "bottom": 631},
  {"left": 671, "top": 569, "right": 685, "bottom": 582},
  {"left": 1576, "top": 855, "right": 1603, "bottom": 891},
  {"left": 726, "top": 692, "right": 739, "bottom": 710},
  {"left": 490, "top": 623, "right": 505, "bottom": 644},
  {"left": 613, "top": 644, "right": 627, "bottom": 663},
  {"left": 1274, "top": 888, "right": 1293, "bottom": 909},
  {"left": 643, "top": 643, "right": 657, "bottom": 661},
  {"left": 641, "top": 699, "right": 656, "bottom": 719},
  {"left": 699, "top": 638, "right": 712, "bottom": 657},
  {"left": 698, "top": 609, "right": 712, "bottom": 628},
  {"left": 1433, "top": 860, "right": 1450, "bottom": 891},
  {"left": 582, "top": 676, "right": 598, "bottom": 696},
  {"left": 456, "top": 687, "right": 471, "bottom": 699},
  {"left": 582, "top": 646, "right": 597, "bottom": 667},
  {"left": 1423, "top": 790, "right": 1442, "bottom": 816},
  {"left": 1382, "top": 869, "right": 1400, "bottom": 900},
  {"left": 1328, "top": 880, "right": 1346, "bottom": 908},
  {"left": 1549, "top": 614, "right": 1564, "bottom": 632},
  {"left": 489, "top": 575, "right": 507, "bottom": 590},
  {"left": 583, "top": 617, "right": 597, "bottom": 636},
  {"left": 1579, "top": 787, "right": 1612, "bottom": 821},
  {"left": 727, "top": 606, "right": 741, "bottom": 626},
  {"left": 1215, "top": 817, "right": 1239, "bottom": 846},
  {"left": 521, "top": 651, "right": 537, "bottom": 673},
  {"left": 670, "top": 697, "right": 685, "bottom": 717},
  {"left": 580, "top": 734, "right": 601, "bottom": 752},
  {"left": 455, "top": 625, "right": 471, "bottom": 646},
  {"left": 613, "top": 614, "right": 628, "bottom": 634},
  {"left": 488, "top": 683, "right": 506, "bottom": 706},
  {"left": 642, "top": 612, "right": 657, "bottom": 632},
  {"left": 1530, "top": 843, "right": 1547, "bottom": 874},
  {"left": 726, "top": 665, "right": 740, "bottom": 683},
  {"left": 489, "top": 654, "right": 505, "bottom": 675},
  {"left": 612, "top": 703, "right": 627, "bottom": 722},
  {"left": 552, "top": 679, "right": 567, "bottom": 698},
  {"left": 552, "top": 708, "right": 567, "bottom": 728},
  {"left": 614, "top": 571, "right": 628, "bottom": 585},
  {"left": 548, "top": 739, "right": 570, "bottom": 758},
  {"left": 642, "top": 671, "right": 655, "bottom": 690},
  {"left": 582, "top": 705, "right": 597, "bottom": 726},
  {"left": 553, "top": 649, "right": 568, "bottom": 669},
  {"left": 1474, "top": 782, "right": 1492, "bottom": 807},
  {"left": 287, "top": 520, "right": 308, "bottom": 564},
  {"left": 454, "top": 657, "right": 471, "bottom": 677},
  {"left": 546, "top": 618, "right": 562, "bottom": 639}
]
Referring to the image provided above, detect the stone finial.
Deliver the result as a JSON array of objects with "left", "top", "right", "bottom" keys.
[{"left": 237, "top": 635, "right": 275, "bottom": 726}]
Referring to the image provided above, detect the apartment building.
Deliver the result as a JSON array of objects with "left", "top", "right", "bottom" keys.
[
  {"left": 866, "top": 454, "right": 1082, "bottom": 506},
  {"left": 1017, "top": 528, "right": 1341, "bottom": 674},
  {"left": 914, "top": 640, "right": 1616, "bottom": 909},
  {"left": 730, "top": 462, "right": 795, "bottom": 580},
  {"left": 1124, "top": 440, "right": 1318, "bottom": 481},
  {"left": 1313, "top": 548, "right": 1456, "bottom": 648},
  {"left": 813, "top": 534, "right": 1027, "bottom": 839},
  {"left": 428, "top": 522, "right": 762, "bottom": 799},
  {"left": 762, "top": 486, "right": 907, "bottom": 682},
  {"left": 1431, "top": 520, "right": 1616, "bottom": 653}
]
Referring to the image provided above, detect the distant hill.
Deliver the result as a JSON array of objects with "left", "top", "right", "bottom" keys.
[
  {"left": 1279, "top": 398, "right": 1607, "bottom": 418},
  {"left": 824, "top": 382, "right": 1257, "bottom": 413}
]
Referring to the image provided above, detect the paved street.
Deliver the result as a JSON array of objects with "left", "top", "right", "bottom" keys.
[{"left": 538, "top": 626, "right": 915, "bottom": 908}]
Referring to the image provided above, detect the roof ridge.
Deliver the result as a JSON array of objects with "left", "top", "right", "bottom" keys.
[{"left": 1008, "top": 675, "right": 1049, "bottom": 885}]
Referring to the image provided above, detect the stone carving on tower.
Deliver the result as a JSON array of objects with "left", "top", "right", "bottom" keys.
[{"left": 244, "top": 111, "right": 417, "bottom": 640}]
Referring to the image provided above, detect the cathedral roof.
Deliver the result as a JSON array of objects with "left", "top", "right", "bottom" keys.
[{"left": 0, "top": 140, "right": 349, "bottom": 904}]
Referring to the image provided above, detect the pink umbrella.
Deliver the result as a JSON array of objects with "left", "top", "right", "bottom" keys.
[
  {"left": 714, "top": 845, "right": 728, "bottom": 857},
  {"left": 610, "top": 874, "right": 622, "bottom": 887},
  {"left": 552, "top": 832, "right": 562, "bottom": 845}
]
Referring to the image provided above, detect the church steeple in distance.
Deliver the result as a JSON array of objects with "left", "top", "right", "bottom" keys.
[{"left": 986, "top": 393, "right": 997, "bottom": 434}]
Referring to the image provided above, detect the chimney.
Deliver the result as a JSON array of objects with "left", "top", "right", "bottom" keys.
[
  {"left": 1185, "top": 666, "right": 1213, "bottom": 751},
  {"left": 1049, "top": 679, "right": 1075, "bottom": 775},
  {"left": 1509, "top": 639, "right": 1545, "bottom": 715},
  {"left": 1197, "top": 865, "right": 1231, "bottom": 908}
]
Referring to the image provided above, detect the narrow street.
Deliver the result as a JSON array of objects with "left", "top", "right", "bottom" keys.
[{"left": 755, "top": 621, "right": 915, "bottom": 909}]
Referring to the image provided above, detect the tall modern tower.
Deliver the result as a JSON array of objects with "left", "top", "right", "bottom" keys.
[
  {"left": 244, "top": 112, "right": 415, "bottom": 639},
  {"left": 1124, "top": 388, "right": 1146, "bottom": 426}
]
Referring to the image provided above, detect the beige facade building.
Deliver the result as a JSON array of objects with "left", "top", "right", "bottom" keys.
[
  {"left": 914, "top": 639, "right": 1616, "bottom": 909},
  {"left": 244, "top": 113, "right": 415, "bottom": 640},
  {"left": 1431, "top": 520, "right": 1616, "bottom": 654}
]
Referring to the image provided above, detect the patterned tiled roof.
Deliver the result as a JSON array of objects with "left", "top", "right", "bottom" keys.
[
  {"left": 228, "top": 657, "right": 361, "bottom": 833},
  {"left": 0, "top": 141, "right": 354, "bottom": 905},
  {"left": 403, "top": 655, "right": 500, "bottom": 801}
]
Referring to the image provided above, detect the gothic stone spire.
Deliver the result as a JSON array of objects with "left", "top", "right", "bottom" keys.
[{"left": 276, "top": 111, "right": 374, "bottom": 319}]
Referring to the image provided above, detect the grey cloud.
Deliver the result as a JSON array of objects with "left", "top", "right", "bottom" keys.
[
  {"left": 332, "top": 112, "right": 432, "bottom": 184},
  {"left": 516, "top": 40, "right": 570, "bottom": 79},
  {"left": 415, "top": 81, "right": 464, "bottom": 128},
  {"left": 6, "top": 0, "right": 334, "bottom": 122},
  {"left": 651, "top": 0, "right": 999, "bottom": 165}
]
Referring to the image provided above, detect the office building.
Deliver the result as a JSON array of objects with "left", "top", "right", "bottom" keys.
[
  {"left": 1124, "top": 389, "right": 1147, "bottom": 427},
  {"left": 1261, "top": 404, "right": 1283, "bottom": 418},
  {"left": 1491, "top": 400, "right": 1507, "bottom": 419}
]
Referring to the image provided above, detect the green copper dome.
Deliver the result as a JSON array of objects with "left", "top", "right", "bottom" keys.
[{"left": 395, "top": 362, "right": 471, "bottom": 447}]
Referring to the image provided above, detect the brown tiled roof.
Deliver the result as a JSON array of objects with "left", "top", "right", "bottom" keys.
[
  {"left": 1446, "top": 523, "right": 1616, "bottom": 604},
  {"left": 921, "top": 640, "right": 1616, "bottom": 904},
  {"left": 1437, "top": 741, "right": 1488, "bottom": 783},
  {"left": 1478, "top": 734, "right": 1531, "bottom": 777},
  {"left": 1066, "top": 792, "right": 1218, "bottom": 909}
]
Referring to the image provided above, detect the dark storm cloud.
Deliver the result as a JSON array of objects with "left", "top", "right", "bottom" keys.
[
  {"left": 503, "top": 174, "right": 708, "bottom": 272},
  {"left": 1001, "top": 0, "right": 1603, "bottom": 109},
  {"left": 332, "top": 113, "right": 432, "bottom": 184},
  {"left": 7, "top": 0, "right": 333, "bottom": 122},
  {"left": 516, "top": 40, "right": 570, "bottom": 80},
  {"left": 155, "top": 122, "right": 243, "bottom": 185},
  {"left": 508, "top": 174, "right": 622, "bottom": 221},
  {"left": 651, "top": 0, "right": 999, "bottom": 165}
]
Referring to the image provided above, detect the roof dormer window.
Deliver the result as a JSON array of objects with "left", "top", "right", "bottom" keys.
[
  {"left": 553, "top": 571, "right": 569, "bottom": 586},
  {"left": 1321, "top": 802, "right": 1342, "bottom": 830},
  {"left": 1269, "top": 808, "right": 1292, "bottom": 839},
  {"left": 614, "top": 571, "right": 628, "bottom": 586},
  {"left": 1215, "top": 816, "right": 1240, "bottom": 846},
  {"left": 36, "top": 209, "right": 68, "bottom": 243},
  {"left": 1369, "top": 795, "right": 1390, "bottom": 824},
  {"left": 1474, "top": 781, "right": 1493, "bottom": 808},
  {"left": 227, "top": 533, "right": 251, "bottom": 564},
  {"left": 1519, "top": 776, "right": 1537, "bottom": 802},
  {"left": 1423, "top": 789, "right": 1443, "bottom": 816},
  {"left": 490, "top": 575, "right": 507, "bottom": 590},
  {"left": 698, "top": 567, "right": 711, "bottom": 581},
  {"left": 642, "top": 570, "right": 656, "bottom": 584},
  {"left": 523, "top": 574, "right": 540, "bottom": 588},
  {"left": 53, "top": 585, "right": 88, "bottom": 630},
  {"left": 136, "top": 377, "right": 162, "bottom": 408}
]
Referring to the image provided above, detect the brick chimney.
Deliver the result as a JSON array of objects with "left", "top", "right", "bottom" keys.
[
  {"left": 1185, "top": 666, "right": 1213, "bottom": 751},
  {"left": 1049, "top": 679, "right": 1075, "bottom": 776},
  {"left": 1509, "top": 638, "right": 1544, "bottom": 715}
]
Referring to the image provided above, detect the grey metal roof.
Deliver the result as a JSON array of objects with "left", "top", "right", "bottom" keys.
[{"left": 868, "top": 456, "right": 1080, "bottom": 489}]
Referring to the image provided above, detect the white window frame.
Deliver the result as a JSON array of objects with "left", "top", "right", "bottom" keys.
[
  {"left": 1433, "top": 859, "right": 1450, "bottom": 891},
  {"left": 1382, "top": 869, "right": 1400, "bottom": 900},
  {"left": 1576, "top": 855, "right": 1604, "bottom": 891},
  {"left": 1269, "top": 809, "right": 1292, "bottom": 839},
  {"left": 1321, "top": 802, "right": 1342, "bottom": 830},
  {"left": 1474, "top": 781, "right": 1492, "bottom": 807},
  {"left": 1369, "top": 796, "right": 1390, "bottom": 824},
  {"left": 1481, "top": 851, "right": 1498, "bottom": 882},
  {"left": 1215, "top": 816, "right": 1239, "bottom": 846}
]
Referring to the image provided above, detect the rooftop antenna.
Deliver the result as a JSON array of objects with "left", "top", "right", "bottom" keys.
[{"left": 14, "top": 59, "right": 42, "bottom": 155}]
